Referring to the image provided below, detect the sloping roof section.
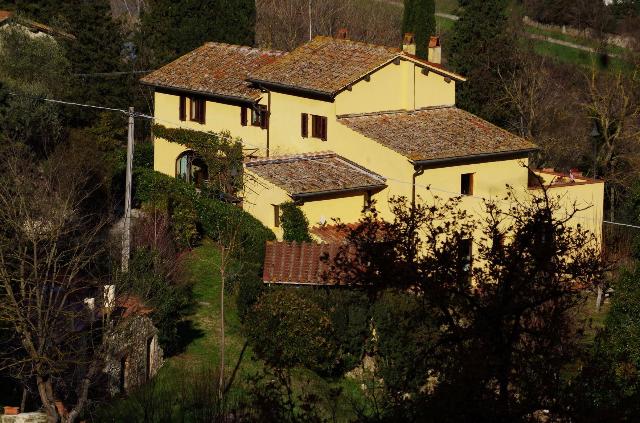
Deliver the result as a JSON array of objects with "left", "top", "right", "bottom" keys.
[
  {"left": 311, "top": 223, "right": 355, "bottom": 243},
  {"left": 245, "top": 152, "right": 386, "bottom": 197},
  {"left": 247, "top": 36, "right": 464, "bottom": 97},
  {"left": 338, "top": 107, "right": 537, "bottom": 163},
  {"left": 263, "top": 241, "right": 339, "bottom": 285},
  {"left": 140, "top": 42, "right": 286, "bottom": 102},
  {"left": 0, "top": 10, "right": 75, "bottom": 40}
]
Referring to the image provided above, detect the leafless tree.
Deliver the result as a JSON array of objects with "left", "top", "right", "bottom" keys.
[
  {"left": 582, "top": 67, "right": 640, "bottom": 220},
  {"left": 499, "top": 49, "right": 588, "bottom": 168},
  {"left": 256, "top": 0, "right": 402, "bottom": 51},
  {"left": 0, "top": 144, "right": 149, "bottom": 422}
]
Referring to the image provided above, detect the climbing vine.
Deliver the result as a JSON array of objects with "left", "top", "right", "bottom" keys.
[{"left": 154, "top": 124, "right": 244, "bottom": 194}]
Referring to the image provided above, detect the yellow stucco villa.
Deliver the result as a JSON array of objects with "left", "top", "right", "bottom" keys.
[{"left": 141, "top": 33, "right": 604, "bottom": 252}]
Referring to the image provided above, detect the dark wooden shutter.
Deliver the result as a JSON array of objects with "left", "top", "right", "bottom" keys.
[
  {"left": 198, "top": 98, "right": 206, "bottom": 124},
  {"left": 321, "top": 116, "right": 327, "bottom": 141},
  {"left": 260, "top": 107, "right": 269, "bottom": 129},
  {"left": 301, "top": 113, "right": 308, "bottom": 137},
  {"left": 179, "top": 96, "right": 186, "bottom": 121},
  {"left": 241, "top": 106, "right": 247, "bottom": 126}
]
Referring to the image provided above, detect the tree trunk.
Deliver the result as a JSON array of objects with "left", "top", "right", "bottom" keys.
[
  {"left": 20, "top": 386, "right": 28, "bottom": 413},
  {"left": 36, "top": 376, "right": 59, "bottom": 423},
  {"left": 219, "top": 247, "right": 225, "bottom": 404}
]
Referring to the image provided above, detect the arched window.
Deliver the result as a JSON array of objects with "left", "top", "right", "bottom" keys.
[{"left": 175, "top": 151, "right": 209, "bottom": 188}]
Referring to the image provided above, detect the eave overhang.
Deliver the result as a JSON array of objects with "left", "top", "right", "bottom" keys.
[{"left": 411, "top": 148, "right": 538, "bottom": 170}]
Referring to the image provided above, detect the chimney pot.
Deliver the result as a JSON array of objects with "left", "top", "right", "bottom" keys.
[
  {"left": 428, "top": 36, "right": 441, "bottom": 64},
  {"left": 402, "top": 32, "right": 416, "bottom": 55},
  {"left": 335, "top": 28, "right": 348, "bottom": 39}
]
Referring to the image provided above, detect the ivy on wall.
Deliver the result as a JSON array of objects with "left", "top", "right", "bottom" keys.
[{"left": 153, "top": 124, "right": 244, "bottom": 194}]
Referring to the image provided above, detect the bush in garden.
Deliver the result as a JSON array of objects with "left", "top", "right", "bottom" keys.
[{"left": 246, "top": 289, "right": 339, "bottom": 375}]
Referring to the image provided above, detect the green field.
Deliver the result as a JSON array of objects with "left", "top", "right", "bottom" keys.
[{"left": 98, "top": 240, "right": 367, "bottom": 421}]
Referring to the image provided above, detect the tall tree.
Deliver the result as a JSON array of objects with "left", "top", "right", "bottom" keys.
[
  {"left": 402, "top": 0, "right": 436, "bottom": 58},
  {"left": 138, "top": 0, "right": 256, "bottom": 68},
  {"left": 448, "top": 0, "right": 517, "bottom": 122}
]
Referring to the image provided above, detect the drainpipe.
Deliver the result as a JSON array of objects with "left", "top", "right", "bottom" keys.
[
  {"left": 412, "top": 165, "right": 424, "bottom": 211},
  {"left": 266, "top": 90, "right": 271, "bottom": 157}
]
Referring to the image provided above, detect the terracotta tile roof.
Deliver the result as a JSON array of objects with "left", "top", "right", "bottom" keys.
[
  {"left": 338, "top": 107, "right": 537, "bottom": 162},
  {"left": 248, "top": 36, "right": 465, "bottom": 97},
  {"left": 140, "top": 42, "right": 286, "bottom": 102},
  {"left": 245, "top": 152, "right": 386, "bottom": 197},
  {"left": 248, "top": 36, "right": 398, "bottom": 96},
  {"left": 310, "top": 223, "right": 355, "bottom": 243},
  {"left": 263, "top": 241, "right": 340, "bottom": 285}
]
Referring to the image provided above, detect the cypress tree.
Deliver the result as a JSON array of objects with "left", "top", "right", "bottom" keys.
[
  {"left": 402, "top": 0, "right": 436, "bottom": 58},
  {"left": 138, "top": 0, "right": 256, "bottom": 68},
  {"left": 448, "top": 0, "right": 517, "bottom": 123},
  {"left": 59, "top": 0, "right": 129, "bottom": 110}
]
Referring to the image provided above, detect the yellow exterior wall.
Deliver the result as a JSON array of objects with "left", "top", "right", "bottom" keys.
[
  {"left": 268, "top": 91, "right": 336, "bottom": 156},
  {"left": 153, "top": 137, "right": 189, "bottom": 176},
  {"left": 334, "top": 60, "right": 456, "bottom": 116},
  {"left": 243, "top": 169, "right": 375, "bottom": 240},
  {"left": 153, "top": 91, "right": 269, "bottom": 178},
  {"left": 299, "top": 193, "right": 369, "bottom": 228},
  {"left": 414, "top": 67, "right": 456, "bottom": 108},
  {"left": 242, "top": 171, "right": 290, "bottom": 239}
]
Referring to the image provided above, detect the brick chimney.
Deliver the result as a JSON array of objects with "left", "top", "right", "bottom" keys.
[
  {"left": 428, "top": 36, "right": 441, "bottom": 64},
  {"left": 335, "top": 28, "right": 348, "bottom": 39},
  {"left": 402, "top": 32, "right": 416, "bottom": 55}
]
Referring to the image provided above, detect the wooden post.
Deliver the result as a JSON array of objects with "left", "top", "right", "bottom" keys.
[{"left": 122, "top": 107, "right": 134, "bottom": 272}]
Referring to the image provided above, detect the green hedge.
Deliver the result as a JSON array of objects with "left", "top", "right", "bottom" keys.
[{"left": 134, "top": 168, "right": 275, "bottom": 263}]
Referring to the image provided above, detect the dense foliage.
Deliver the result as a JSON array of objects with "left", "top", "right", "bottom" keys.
[
  {"left": 247, "top": 289, "right": 339, "bottom": 375},
  {"left": 568, "top": 265, "right": 640, "bottom": 421},
  {"left": 137, "top": 0, "right": 256, "bottom": 68},
  {"left": 402, "top": 0, "right": 436, "bottom": 58},
  {"left": 280, "top": 202, "right": 312, "bottom": 242},
  {"left": 448, "top": 0, "right": 517, "bottom": 123},
  {"left": 134, "top": 168, "right": 275, "bottom": 260}
]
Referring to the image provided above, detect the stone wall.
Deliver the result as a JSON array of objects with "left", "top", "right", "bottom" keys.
[{"left": 103, "top": 315, "right": 163, "bottom": 396}]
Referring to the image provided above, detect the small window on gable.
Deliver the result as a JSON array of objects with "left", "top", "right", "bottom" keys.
[
  {"left": 189, "top": 97, "right": 206, "bottom": 124},
  {"left": 273, "top": 204, "right": 281, "bottom": 227},
  {"left": 252, "top": 105, "right": 269, "bottom": 129},
  {"left": 311, "top": 115, "right": 327, "bottom": 141},
  {"left": 461, "top": 173, "right": 474, "bottom": 196}
]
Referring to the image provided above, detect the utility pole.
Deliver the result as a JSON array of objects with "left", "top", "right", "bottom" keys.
[{"left": 122, "top": 107, "right": 134, "bottom": 272}]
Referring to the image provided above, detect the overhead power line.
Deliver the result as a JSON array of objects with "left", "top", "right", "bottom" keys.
[
  {"left": 5, "top": 91, "right": 604, "bottom": 223},
  {"left": 72, "top": 70, "right": 154, "bottom": 77}
]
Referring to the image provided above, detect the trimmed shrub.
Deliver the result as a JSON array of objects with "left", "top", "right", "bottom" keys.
[
  {"left": 246, "top": 289, "right": 339, "bottom": 375},
  {"left": 280, "top": 202, "right": 311, "bottom": 242}
]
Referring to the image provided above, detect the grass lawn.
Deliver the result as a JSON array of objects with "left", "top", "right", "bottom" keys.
[{"left": 155, "top": 239, "right": 367, "bottom": 421}]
